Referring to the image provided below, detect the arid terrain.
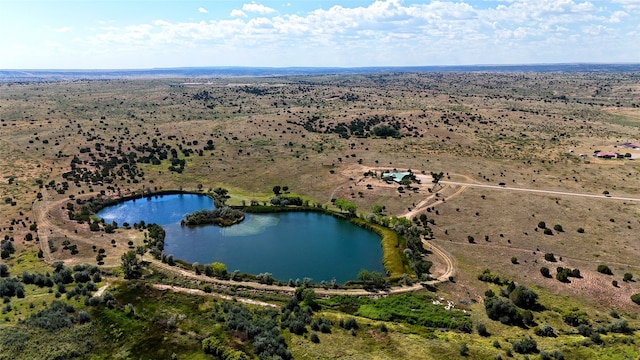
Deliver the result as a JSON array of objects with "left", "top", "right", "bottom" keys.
[{"left": 1, "top": 70, "right": 639, "bottom": 359}]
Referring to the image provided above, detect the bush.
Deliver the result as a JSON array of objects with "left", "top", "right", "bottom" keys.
[
  {"left": 476, "top": 322, "right": 489, "bottom": 336},
  {"left": 543, "top": 228, "right": 553, "bottom": 235},
  {"left": 342, "top": 317, "right": 359, "bottom": 330},
  {"left": 478, "top": 269, "right": 502, "bottom": 284},
  {"left": 459, "top": 342, "right": 469, "bottom": 356},
  {"left": 511, "top": 337, "right": 537, "bottom": 354},
  {"left": 544, "top": 253, "right": 556, "bottom": 262},
  {"left": 310, "top": 332, "right": 320, "bottom": 343},
  {"left": 623, "top": 273, "right": 633, "bottom": 282},
  {"left": 609, "top": 319, "right": 630, "bottom": 334},
  {"left": 597, "top": 265, "right": 613, "bottom": 275},
  {"left": 24, "top": 301, "right": 75, "bottom": 330},
  {"left": 535, "top": 324, "right": 556, "bottom": 337},
  {"left": 485, "top": 296, "right": 521, "bottom": 325},
  {"left": 553, "top": 224, "right": 564, "bottom": 232},
  {"left": 540, "top": 267, "right": 551, "bottom": 278},
  {"left": 509, "top": 285, "right": 538, "bottom": 309},
  {"left": 0, "top": 263, "right": 8, "bottom": 277},
  {"left": 577, "top": 227, "right": 585, "bottom": 233},
  {"left": 631, "top": 293, "right": 640, "bottom": 305},
  {"left": 563, "top": 309, "right": 589, "bottom": 326},
  {"left": 537, "top": 221, "right": 546, "bottom": 229}
]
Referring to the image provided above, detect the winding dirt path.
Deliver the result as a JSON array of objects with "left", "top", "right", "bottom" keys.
[
  {"left": 152, "top": 284, "right": 279, "bottom": 308},
  {"left": 146, "top": 258, "right": 442, "bottom": 297}
]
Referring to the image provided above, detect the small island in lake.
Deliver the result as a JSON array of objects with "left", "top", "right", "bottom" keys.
[{"left": 181, "top": 207, "right": 245, "bottom": 227}]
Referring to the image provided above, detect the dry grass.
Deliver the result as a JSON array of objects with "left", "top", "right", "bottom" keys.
[{"left": 1, "top": 72, "right": 639, "bottom": 311}]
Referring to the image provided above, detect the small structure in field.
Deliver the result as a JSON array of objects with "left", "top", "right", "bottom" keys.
[
  {"left": 382, "top": 171, "right": 412, "bottom": 184},
  {"left": 594, "top": 151, "right": 618, "bottom": 159}
]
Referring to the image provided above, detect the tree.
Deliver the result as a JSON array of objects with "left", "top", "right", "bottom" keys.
[
  {"left": 211, "top": 262, "right": 227, "bottom": 277},
  {"left": 623, "top": 273, "right": 633, "bottom": 282},
  {"left": 0, "top": 263, "right": 9, "bottom": 277},
  {"left": 89, "top": 221, "right": 100, "bottom": 232},
  {"left": 509, "top": 285, "right": 538, "bottom": 309},
  {"left": 121, "top": 250, "right": 141, "bottom": 279},
  {"left": 553, "top": 224, "right": 564, "bottom": 232},
  {"left": 540, "top": 267, "right": 551, "bottom": 278},
  {"left": 597, "top": 264, "right": 613, "bottom": 275},
  {"left": 334, "top": 198, "right": 357, "bottom": 215},
  {"left": 310, "top": 332, "right": 320, "bottom": 343},
  {"left": 272, "top": 185, "right": 281, "bottom": 195},
  {"left": 430, "top": 171, "right": 444, "bottom": 190},
  {"left": 484, "top": 296, "right": 521, "bottom": 325},
  {"left": 537, "top": 221, "right": 546, "bottom": 229},
  {"left": 371, "top": 205, "right": 384, "bottom": 215}
]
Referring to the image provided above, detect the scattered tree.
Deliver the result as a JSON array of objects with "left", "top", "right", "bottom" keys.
[{"left": 121, "top": 250, "right": 141, "bottom": 279}]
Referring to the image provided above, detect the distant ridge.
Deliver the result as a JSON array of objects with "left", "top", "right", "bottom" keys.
[{"left": 1, "top": 63, "right": 639, "bottom": 82}]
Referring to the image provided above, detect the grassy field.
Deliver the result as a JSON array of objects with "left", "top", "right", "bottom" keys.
[{"left": 0, "top": 72, "right": 639, "bottom": 358}]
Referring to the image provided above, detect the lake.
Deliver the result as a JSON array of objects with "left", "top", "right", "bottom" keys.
[{"left": 97, "top": 194, "right": 384, "bottom": 283}]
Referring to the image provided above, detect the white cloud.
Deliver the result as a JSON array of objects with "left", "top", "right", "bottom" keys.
[
  {"left": 39, "top": 0, "right": 640, "bottom": 67},
  {"left": 54, "top": 26, "right": 72, "bottom": 33},
  {"left": 242, "top": 2, "right": 276, "bottom": 14},
  {"left": 198, "top": 7, "right": 208, "bottom": 13},
  {"left": 608, "top": 10, "right": 628, "bottom": 23},
  {"left": 231, "top": 9, "right": 247, "bottom": 17}
]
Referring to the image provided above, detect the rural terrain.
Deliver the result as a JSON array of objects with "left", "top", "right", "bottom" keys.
[{"left": 0, "top": 68, "right": 640, "bottom": 359}]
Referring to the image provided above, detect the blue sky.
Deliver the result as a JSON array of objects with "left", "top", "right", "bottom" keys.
[{"left": 0, "top": 0, "right": 638, "bottom": 69}]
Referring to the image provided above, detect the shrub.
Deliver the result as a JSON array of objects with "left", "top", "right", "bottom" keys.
[
  {"left": 535, "top": 324, "right": 556, "bottom": 337},
  {"left": 342, "top": 317, "right": 359, "bottom": 330},
  {"left": 577, "top": 227, "right": 585, "bottom": 233},
  {"left": 24, "top": 301, "right": 75, "bottom": 330},
  {"left": 478, "top": 269, "right": 502, "bottom": 284},
  {"left": 77, "top": 310, "right": 91, "bottom": 324},
  {"left": 511, "top": 257, "right": 518, "bottom": 264},
  {"left": 540, "top": 267, "right": 551, "bottom": 278},
  {"left": 484, "top": 296, "right": 521, "bottom": 325},
  {"left": 553, "top": 224, "right": 564, "bottom": 232},
  {"left": 563, "top": 309, "right": 589, "bottom": 326},
  {"left": 597, "top": 265, "right": 613, "bottom": 275},
  {"left": 511, "top": 337, "right": 537, "bottom": 354},
  {"left": 543, "top": 228, "right": 553, "bottom": 235},
  {"left": 544, "top": 253, "right": 556, "bottom": 262},
  {"left": 509, "top": 285, "right": 538, "bottom": 309},
  {"left": 609, "top": 319, "right": 630, "bottom": 334},
  {"left": 631, "top": 293, "right": 640, "bottom": 305},
  {"left": 623, "top": 273, "right": 633, "bottom": 282},
  {"left": 476, "top": 322, "right": 489, "bottom": 336},
  {"left": 459, "top": 342, "right": 469, "bottom": 356},
  {"left": 537, "top": 221, "right": 546, "bottom": 229},
  {"left": 288, "top": 319, "right": 307, "bottom": 335},
  {"left": 310, "top": 332, "right": 320, "bottom": 343},
  {"left": 0, "top": 264, "right": 8, "bottom": 277}
]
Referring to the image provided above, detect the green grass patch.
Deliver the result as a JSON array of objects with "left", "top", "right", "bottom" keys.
[
  {"left": 355, "top": 293, "right": 471, "bottom": 332},
  {"left": 350, "top": 218, "right": 410, "bottom": 277}
]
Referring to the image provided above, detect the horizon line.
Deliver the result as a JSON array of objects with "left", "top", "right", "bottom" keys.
[{"left": 3, "top": 62, "right": 640, "bottom": 72}]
